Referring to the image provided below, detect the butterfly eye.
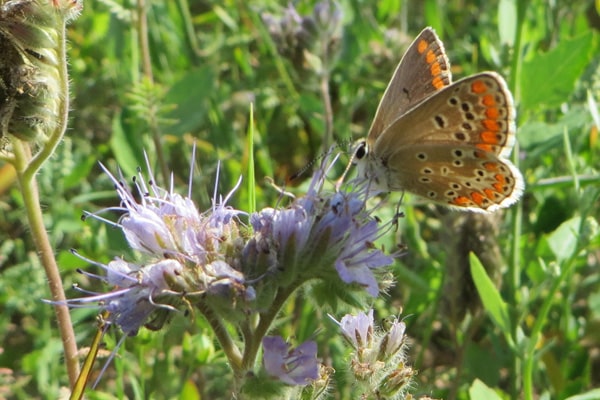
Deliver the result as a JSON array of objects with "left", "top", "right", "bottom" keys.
[{"left": 354, "top": 141, "right": 368, "bottom": 160}]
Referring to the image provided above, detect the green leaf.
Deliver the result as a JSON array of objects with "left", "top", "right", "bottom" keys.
[
  {"left": 498, "top": 0, "right": 517, "bottom": 46},
  {"left": 469, "top": 379, "right": 506, "bottom": 400},
  {"left": 180, "top": 380, "right": 202, "bottom": 400},
  {"left": 424, "top": 0, "right": 444, "bottom": 33},
  {"left": 521, "top": 31, "right": 594, "bottom": 109},
  {"left": 109, "top": 111, "right": 144, "bottom": 178},
  {"left": 518, "top": 106, "right": 589, "bottom": 151},
  {"left": 470, "top": 253, "right": 512, "bottom": 334},
  {"left": 165, "top": 66, "right": 215, "bottom": 136},
  {"left": 545, "top": 216, "right": 581, "bottom": 263},
  {"left": 565, "top": 388, "right": 600, "bottom": 400}
]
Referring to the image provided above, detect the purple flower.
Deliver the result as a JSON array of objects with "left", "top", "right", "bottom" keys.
[
  {"left": 62, "top": 257, "right": 186, "bottom": 336},
  {"left": 96, "top": 161, "right": 245, "bottom": 266},
  {"left": 332, "top": 309, "right": 413, "bottom": 389},
  {"left": 67, "top": 156, "right": 254, "bottom": 335},
  {"left": 262, "top": 336, "right": 319, "bottom": 386},
  {"left": 378, "top": 318, "right": 406, "bottom": 361},
  {"left": 59, "top": 147, "right": 401, "bottom": 394},
  {"left": 337, "top": 309, "right": 374, "bottom": 350},
  {"left": 246, "top": 152, "right": 395, "bottom": 296}
]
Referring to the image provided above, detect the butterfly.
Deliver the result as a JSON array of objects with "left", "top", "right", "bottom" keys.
[{"left": 351, "top": 27, "right": 524, "bottom": 212}]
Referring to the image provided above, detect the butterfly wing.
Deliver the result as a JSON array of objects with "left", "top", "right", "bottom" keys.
[
  {"left": 372, "top": 72, "right": 516, "bottom": 159},
  {"left": 367, "top": 27, "right": 452, "bottom": 143},
  {"left": 367, "top": 72, "right": 522, "bottom": 211},
  {"left": 383, "top": 143, "right": 524, "bottom": 212}
]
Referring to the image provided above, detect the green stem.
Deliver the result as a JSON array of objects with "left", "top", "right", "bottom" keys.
[
  {"left": 507, "top": 1, "right": 528, "bottom": 397},
  {"left": 25, "top": 21, "right": 71, "bottom": 180},
  {"left": 136, "top": 0, "right": 169, "bottom": 182},
  {"left": 196, "top": 302, "right": 243, "bottom": 371},
  {"left": 13, "top": 141, "right": 80, "bottom": 388},
  {"left": 176, "top": 0, "right": 201, "bottom": 59},
  {"left": 240, "top": 281, "right": 302, "bottom": 372},
  {"left": 12, "top": 17, "right": 80, "bottom": 388}
]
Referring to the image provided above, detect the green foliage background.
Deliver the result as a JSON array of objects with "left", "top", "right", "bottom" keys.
[{"left": 1, "top": 0, "right": 600, "bottom": 399}]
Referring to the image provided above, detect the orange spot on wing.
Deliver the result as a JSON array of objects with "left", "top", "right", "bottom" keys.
[
  {"left": 470, "top": 191, "right": 485, "bottom": 206},
  {"left": 485, "top": 108, "right": 500, "bottom": 119},
  {"left": 426, "top": 50, "right": 436, "bottom": 64},
  {"left": 482, "top": 95, "right": 495, "bottom": 106},
  {"left": 493, "top": 174, "right": 507, "bottom": 192},
  {"left": 473, "top": 150, "right": 486, "bottom": 159},
  {"left": 471, "top": 80, "right": 487, "bottom": 94},
  {"left": 476, "top": 143, "right": 494, "bottom": 152},
  {"left": 432, "top": 76, "right": 445, "bottom": 89},
  {"left": 483, "top": 119, "right": 500, "bottom": 131},
  {"left": 417, "top": 39, "right": 428, "bottom": 54},
  {"left": 484, "top": 188, "right": 497, "bottom": 199},
  {"left": 483, "top": 162, "right": 498, "bottom": 171},
  {"left": 481, "top": 131, "right": 498, "bottom": 144},
  {"left": 453, "top": 196, "right": 471, "bottom": 206},
  {"left": 430, "top": 62, "right": 441, "bottom": 76}
]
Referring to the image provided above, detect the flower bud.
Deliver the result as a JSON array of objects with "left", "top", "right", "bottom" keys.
[{"left": 0, "top": 0, "right": 81, "bottom": 142}]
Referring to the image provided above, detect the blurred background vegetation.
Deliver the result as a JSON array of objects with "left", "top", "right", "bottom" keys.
[{"left": 1, "top": 0, "right": 599, "bottom": 398}]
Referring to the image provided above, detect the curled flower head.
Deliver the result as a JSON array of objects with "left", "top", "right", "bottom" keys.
[
  {"left": 245, "top": 152, "right": 395, "bottom": 299},
  {"left": 262, "top": 336, "right": 320, "bottom": 386},
  {"left": 261, "top": 4, "right": 307, "bottom": 62},
  {"left": 59, "top": 148, "right": 401, "bottom": 394}
]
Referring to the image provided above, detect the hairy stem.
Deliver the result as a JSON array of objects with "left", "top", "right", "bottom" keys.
[
  {"left": 11, "top": 17, "right": 80, "bottom": 387},
  {"left": 196, "top": 302, "right": 242, "bottom": 371},
  {"left": 241, "top": 281, "right": 302, "bottom": 372},
  {"left": 13, "top": 140, "right": 79, "bottom": 387}
]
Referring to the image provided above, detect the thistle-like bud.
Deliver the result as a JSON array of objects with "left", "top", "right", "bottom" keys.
[
  {"left": 333, "top": 310, "right": 414, "bottom": 397},
  {"left": 0, "top": 0, "right": 81, "bottom": 142}
]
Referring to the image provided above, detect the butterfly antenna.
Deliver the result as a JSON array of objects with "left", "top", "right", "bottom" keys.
[
  {"left": 335, "top": 138, "right": 360, "bottom": 191},
  {"left": 264, "top": 176, "right": 295, "bottom": 208},
  {"left": 391, "top": 191, "right": 406, "bottom": 233},
  {"left": 288, "top": 139, "right": 351, "bottom": 183}
]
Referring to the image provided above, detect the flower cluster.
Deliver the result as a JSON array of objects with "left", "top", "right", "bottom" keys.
[
  {"left": 261, "top": 1, "right": 342, "bottom": 72},
  {"left": 62, "top": 150, "right": 403, "bottom": 396},
  {"left": 66, "top": 158, "right": 254, "bottom": 336},
  {"left": 245, "top": 154, "right": 395, "bottom": 300}
]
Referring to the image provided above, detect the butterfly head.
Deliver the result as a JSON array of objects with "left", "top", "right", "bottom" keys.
[
  {"left": 352, "top": 138, "right": 368, "bottom": 161},
  {"left": 348, "top": 138, "right": 390, "bottom": 194},
  {"left": 350, "top": 138, "right": 370, "bottom": 182}
]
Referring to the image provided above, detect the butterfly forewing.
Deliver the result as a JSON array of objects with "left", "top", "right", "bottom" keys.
[
  {"left": 372, "top": 73, "right": 515, "bottom": 159},
  {"left": 367, "top": 27, "right": 452, "bottom": 142}
]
